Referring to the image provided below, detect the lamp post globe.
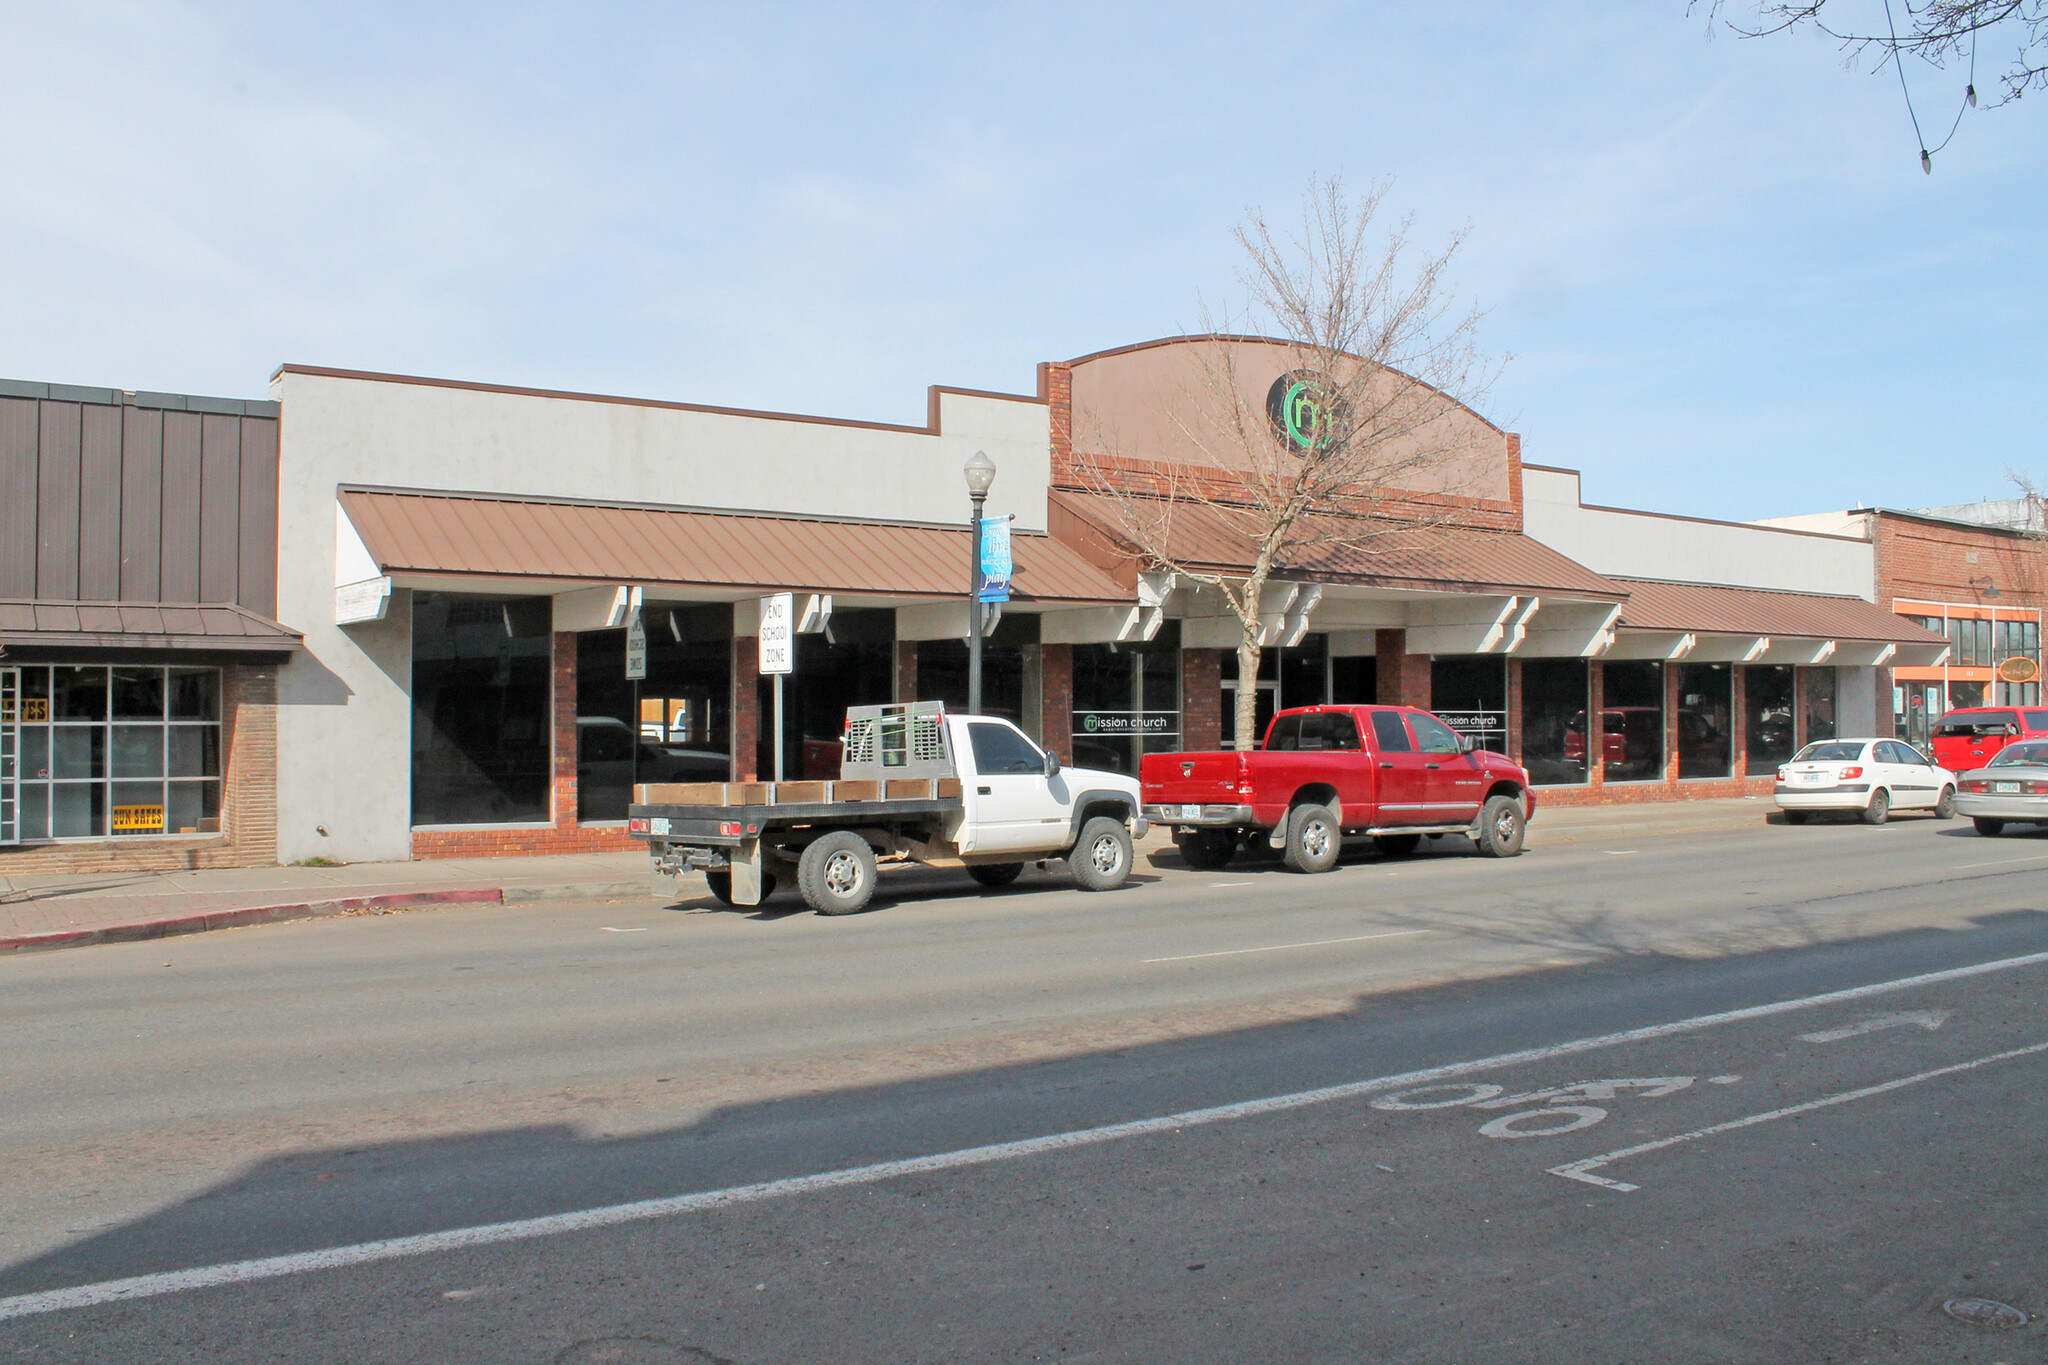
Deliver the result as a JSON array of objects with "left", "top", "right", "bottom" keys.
[{"left": 963, "top": 451, "right": 997, "bottom": 715}]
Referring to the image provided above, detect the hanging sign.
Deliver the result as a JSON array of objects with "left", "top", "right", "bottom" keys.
[
  {"left": 978, "top": 516, "right": 1011, "bottom": 603},
  {"left": 759, "top": 593, "right": 794, "bottom": 675},
  {"left": 625, "top": 610, "right": 647, "bottom": 681},
  {"left": 1997, "top": 655, "right": 2039, "bottom": 684}
]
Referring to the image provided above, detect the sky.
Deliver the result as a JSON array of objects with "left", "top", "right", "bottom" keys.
[{"left": 1, "top": 1, "right": 2041, "bottom": 522}]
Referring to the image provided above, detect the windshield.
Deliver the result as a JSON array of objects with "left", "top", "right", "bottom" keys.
[
  {"left": 1935, "top": 710, "right": 2020, "bottom": 737},
  {"left": 1793, "top": 741, "right": 1864, "bottom": 763},
  {"left": 1990, "top": 743, "right": 2048, "bottom": 767}
]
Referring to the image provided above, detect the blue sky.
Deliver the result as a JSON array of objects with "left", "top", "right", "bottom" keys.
[{"left": 2, "top": 2, "right": 2040, "bottom": 521}]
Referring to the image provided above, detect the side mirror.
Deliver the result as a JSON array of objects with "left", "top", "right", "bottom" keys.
[
  {"left": 1043, "top": 749, "right": 1062, "bottom": 777},
  {"left": 1459, "top": 734, "right": 1478, "bottom": 754}
]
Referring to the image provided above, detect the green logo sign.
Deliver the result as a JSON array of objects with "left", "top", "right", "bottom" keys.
[{"left": 1265, "top": 370, "right": 1348, "bottom": 455}]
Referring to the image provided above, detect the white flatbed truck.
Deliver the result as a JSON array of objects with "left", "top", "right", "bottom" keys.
[{"left": 628, "top": 703, "right": 1147, "bottom": 915}]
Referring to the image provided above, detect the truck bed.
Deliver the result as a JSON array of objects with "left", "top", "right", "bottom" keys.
[{"left": 627, "top": 776, "right": 965, "bottom": 846}]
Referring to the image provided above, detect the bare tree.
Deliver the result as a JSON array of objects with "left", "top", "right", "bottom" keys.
[{"left": 1069, "top": 177, "right": 1499, "bottom": 750}]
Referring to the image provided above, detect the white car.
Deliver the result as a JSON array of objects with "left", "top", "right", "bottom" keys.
[
  {"left": 1955, "top": 738, "right": 2048, "bottom": 836},
  {"left": 1773, "top": 738, "right": 1957, "bottom": 825}
]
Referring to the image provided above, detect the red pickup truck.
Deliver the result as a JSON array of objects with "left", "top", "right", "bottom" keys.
[{"left": 1140, "top": 704, "right": 1535, "bottom": 872}]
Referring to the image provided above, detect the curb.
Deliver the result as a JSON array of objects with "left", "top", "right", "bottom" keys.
[{"left": 0, "top": 888, "right": 505, "bottom": 956}]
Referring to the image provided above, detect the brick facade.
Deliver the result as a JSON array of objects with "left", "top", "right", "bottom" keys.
[
  {"left": 733, "top": 635, "right": 760, "bottom": 783},
  {"left": 1529, "top": 661, "right": 1777, "bottom": 809},
  {"left": 895, "top": 641, "right": 919, "bottom": 703},
  {"left": 1181, "top": 648, "right": 1222, "bottom": 753},
  {"left": 1373, "top": 630, "right": 1432, "bottom": 710},
  {"left": 1040, "top": 643, "right": 1073, "bottom": 763}
]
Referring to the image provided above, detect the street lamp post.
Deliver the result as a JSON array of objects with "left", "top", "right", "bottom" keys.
[{"left": 963, "top": 450, "right": 997, "bottom": 715}]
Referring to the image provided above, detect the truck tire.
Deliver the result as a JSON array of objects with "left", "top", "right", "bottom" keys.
[
  {"left": 1975, "top": 817, "right": 2005, "bottom": 837},
  {"left": 704, "top": 870, "right": 776, "bottom": 905},
  {"left": 1781, "top": 811, "right": 1809, "bottom": 825},
  {"left": 1175, "top": 829, "right": 1237, "bottom": 870},
  {"left": 1861, "top": 789, "right": 1890, "bottom": 826},
  {"left": 1071, "top": 816, "right": 1132, "bottom": 891},
  {"left": 1475, "top": 795, "right": 1526, "bottom": 858},
  {"left": 1372, "top": 833, "right": 1421, "bottom": 859},
  {"left": 968, "top": 862, "right": 1024, "bottom": 887},
  {"left": 1282, "top": 803, "right": 1341, "bottom": 874},
  {"left": 797, "top": 831, "right": 877, "bottom": 915}
]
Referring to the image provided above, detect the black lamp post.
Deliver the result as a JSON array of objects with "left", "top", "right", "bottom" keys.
[{"left": 963, "top": 450, "right": 997, "bottom": 715}]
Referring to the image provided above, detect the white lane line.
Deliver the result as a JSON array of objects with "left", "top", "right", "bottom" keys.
[
  {"left": 1141, "top": 930, "right": 1434, "bottom": 963},
  {"left": 599, "top": 927, "right": 648, "bottom": 933},
  {"left": 1551, "top": 1038, "right": 2048, "bottom": 1192},
  {"left": 1955, "top": 853, "right": 2048, "bottom": 870},
  {"left": 1207, "top": 883, "right": 1255, "bottom": 888},
  {"left": 9, "top": 947, "right": 2048, "bottom": 1323}
]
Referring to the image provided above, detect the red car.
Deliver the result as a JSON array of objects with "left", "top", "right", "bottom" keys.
[
  {"left": 1928, "top": 706, "right": 2048, "bottom": 774},
  {"left": 1140, "top": 704, "right": 1534, "bottom": 872}
]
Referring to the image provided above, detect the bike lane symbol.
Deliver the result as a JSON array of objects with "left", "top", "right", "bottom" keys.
[{"left": 1370, "top": 1077, "right": 1701, "bottom": 1139}]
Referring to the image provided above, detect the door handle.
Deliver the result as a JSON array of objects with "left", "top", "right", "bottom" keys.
[
  {"left": 977, "top": 786, "right": 992, "bottom": 795},
  {"left": 1426, "top": 763, "right": 1441, "bottom": 770},
  {"left": 1379, "top": 762, "right": 1393, "bottom": 769}
]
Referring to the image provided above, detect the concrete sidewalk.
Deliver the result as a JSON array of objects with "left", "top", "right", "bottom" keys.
[{"left": 0, "top": 795, "right": 1778, "bottom": 955}]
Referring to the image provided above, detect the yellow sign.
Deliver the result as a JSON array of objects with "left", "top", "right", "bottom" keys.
[
  {"left": 2, "top": 698, "right": 47, "bottom": 722},
  {"left": 1997, "top": 655, "right": 2040, "bottom": 684},
  {"left": 112, "top": 805, "right": 165, "bottom": 833}
]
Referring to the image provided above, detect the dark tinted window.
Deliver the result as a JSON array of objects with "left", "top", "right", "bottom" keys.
[
  {"left": 1410, "top": 713, "right": 1463, "bottom": 755},
  {"left": 1369, "top": 710, "right": 1412, "bottom": 753},
  {"left": 1875, "top": 742, "right": 1907, "bottom": 765},
  {"left": 2026, "top": 711, "right": 2048, "bottom": 731},
  {"left": 579, "top": 722, "right": 635, "bottom": 763},
  {"left": 969, "top": 722, "right": 1043, "bottom": 775},
  {"left": 1273, "top": 712, "right": 1362, "bottom": 752},
  {"left": 1991, "top": 742, "right": 2048, "bottom": 766},
  {"left": 1795, "top": 741, "right": 1865, "bottom": 763},
  {"left": 1935, "top": 710, "right": 2019, "bottom": 736},
  {"left": 1313, "top": 712, "right": 1363, "bottom": 751},
  {"left": 1265, "top": 715, "right": 1303, "bottom": 751}
]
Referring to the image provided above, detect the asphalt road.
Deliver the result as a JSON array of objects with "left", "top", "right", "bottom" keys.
[{"left": 5, "top": 808, "right": 2048, "bottom": 1361}]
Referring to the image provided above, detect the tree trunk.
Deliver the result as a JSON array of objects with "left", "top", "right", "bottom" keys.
[{"left": 1234, "top": 634, "right": 1263, "bottom": 750}]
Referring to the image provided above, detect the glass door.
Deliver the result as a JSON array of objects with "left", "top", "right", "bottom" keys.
[{"left": 1, "top": 667, "right": 17, "bottom": 844}]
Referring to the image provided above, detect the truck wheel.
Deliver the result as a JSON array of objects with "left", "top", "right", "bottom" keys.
[
  {"left": 968, "top": 862, "right": 1024, "bottom": 887},
  {"left": 1373, "top": 833, "right": 1421, "bottom": 859},
  {"left": 1175, "top": 829, "right": 1237, "bottom": 870},
  {"left": 1475, "top": 795, "right": 1525, "bottom": 858},
  {"left": 1071, "top": 816, "right": 1132, "bottom": 891},
  {"left": 704, "top": 870, "right": 776, "bottom": 906},
  {"left": 1861, "top": 789, "right": 1891, "bottom": 826},
  {"left": 1282, "top": 803, "right": 1341, "bottom": 874},
  {"left": 1975, "top": 817, "right": 2005, "bottom": 837},
  {"left": 797, "top": 832, "right": 877, "bottom": 915},
  {"left": 1781, "top": 810, "right": 1809, "bottom": 825}
]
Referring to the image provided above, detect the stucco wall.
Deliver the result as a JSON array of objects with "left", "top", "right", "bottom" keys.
[
  {"left": 271, "top": 369, "right": 1053, "bottom": 864},
  {"left": 1524, "top": 467, "right": 1874, "bottom": 599}
]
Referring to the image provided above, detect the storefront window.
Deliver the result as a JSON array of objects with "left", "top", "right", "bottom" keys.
[
  {"left": 7, "top": 664, "right": 222, "bottom": 840},
  {"left": 577, "top": 605, "right": 733, "bottom": 821},
  {"left": 1520, "top": 659, "right": 1589, "bottom": 786},
  {"left": 1745, "top": 665, "right": 1795, "bottom": 767},
  {"left": 1279, "top": 634, "right": 1329, "bottom": 710},
  {"left": 1074, "top": 622, "right": 1181, "bottom": 774},
  {"left": 1330, "top": 653, "right": 1376, "bottom": 704},
  {"left": 1676, "top": 662, "right": 1733, "bottom": 779},
  {"left": 916, "top": 614, "right": 1040, "bottom": 727},
  {"left": 763, "top": 608, "right": 894, "bottom": 781},
  {"left": 1431, "top": 656, "right": 1507, "bottom": 753},
  {"left": 1600, "top": 661, "right": 1665, "bottom": 782},
  {"left": 412, "top": 593, "right": 553, "bottom": 825},
  {"left": 1802, "top": 666, "right": 1838, "bottom": 744}
]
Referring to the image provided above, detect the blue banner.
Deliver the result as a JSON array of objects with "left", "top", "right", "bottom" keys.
[{"left": 978, "top": 516, "right": 1011, "bottom": 602}]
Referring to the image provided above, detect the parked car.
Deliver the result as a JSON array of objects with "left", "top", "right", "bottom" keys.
[
  {"left": 1928, "top": 706, "right": 2048, "bottom": 773},
  {"left": 1140, "top": 704, "right": 1534, "bottom": 871},
  {"left": 1955, "top": 739, "right": 2048, "bottom": 836},
  {"left": 1773, "top": 737, "right": 1956, "bottom": 825}
]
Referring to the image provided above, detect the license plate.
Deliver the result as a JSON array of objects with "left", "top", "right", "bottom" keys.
[
  {"left": 1180, "top": 804, "right": 1203, "bottom": 819},
  {"left": 1797, "top": 773, "right": 1825, "bottom": 784},
  {"left": 1994, "top": 781, "right": 2021, "bottom": 793}
]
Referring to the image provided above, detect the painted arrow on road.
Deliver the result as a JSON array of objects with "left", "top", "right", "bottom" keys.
[{"left": 1798, "top": 1009, "right": 1952, "bottom": 1043}]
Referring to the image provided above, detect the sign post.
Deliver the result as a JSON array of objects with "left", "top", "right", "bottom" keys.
[{"left": 759, "top": 593, "right": 794, "bottom": 782}]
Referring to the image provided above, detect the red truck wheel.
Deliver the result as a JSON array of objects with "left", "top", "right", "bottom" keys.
[
  {"left": 1175, "top": 829, "right": 1237, "bottom": 870},
  {"left": 1476, "top": 795, "right": 1526, "bottom": 857},
  {"left": 1282, "top": 803, "right": 1341, "bottom": 874}
]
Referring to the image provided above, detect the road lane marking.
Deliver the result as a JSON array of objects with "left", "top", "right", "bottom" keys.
[
  {"left": 1141, "top": 930, "right": 1434, "bottom": 963},
  {"left": 1549, "top": 1038, "right": 2048, "bottom": 1192},
  {"left": 1798, "top": 1009, "right": 1951, "bottom": 1043},
  {"left": 10, "top": 947, "right": 2048, "bottom": 1322},
  {"left": 1955, "top": 854, "right": 2048, "bottom": 870}
]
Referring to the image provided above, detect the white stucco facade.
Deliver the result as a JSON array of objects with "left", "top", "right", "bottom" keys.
[
  {"left": 270, "top": 368, "right": 1055, "bottom": 864},
  {"left": 1524, "top": 466, "right": 1875, "bottom": 599}
]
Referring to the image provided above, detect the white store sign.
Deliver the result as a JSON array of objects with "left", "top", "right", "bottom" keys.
[
  {"left": 759, "top": 593, "right": 794, "bottom": 675},
  {"left": 625, "top": 610, "right": 647, "bottom": 680}
]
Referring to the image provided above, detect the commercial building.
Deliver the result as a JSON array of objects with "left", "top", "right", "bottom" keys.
[{"left": 0, "top": 338, "right": 1960, "bottom": 870}]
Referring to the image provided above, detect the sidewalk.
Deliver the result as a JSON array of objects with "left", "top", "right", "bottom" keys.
[{"left": 0, "top": 796, "right": 1776, "bottom": 955}]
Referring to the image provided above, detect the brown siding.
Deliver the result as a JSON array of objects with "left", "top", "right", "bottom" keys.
[
  {"left": 237, "top": 417, "right": 278, "bottom": 616},
  {"left": 0, "top": 398, "right": 36, "bottom": 596},
  {"left": 199, "top": 413, "right": 241, "bottom": 602},
  {"left": 159, "top": 411, "right": 203, "bottom": 603},
  {"left": 35, "top": 402, "right": 81, "bottom": 600},
  {"left": 120, "top": 408, "right": 163, "bottom": 600},
  {"left": 77, "top": 403, "right": 124, "bottom": 601}
]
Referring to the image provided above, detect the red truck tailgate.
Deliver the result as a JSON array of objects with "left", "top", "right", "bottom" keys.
[{"left": 1141, "top": 750, "right": 1247, "bottom": 806}]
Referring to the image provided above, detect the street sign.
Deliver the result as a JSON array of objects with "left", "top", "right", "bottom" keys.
[
  {"left": 625, "top": 610, "right": 647, "bottom": 680},
  {"left": 759, "top": 592, "right": 794, "bottom": 675},
  {"left": 978, "top": 516, "right": 1011, "bottom": 603}
]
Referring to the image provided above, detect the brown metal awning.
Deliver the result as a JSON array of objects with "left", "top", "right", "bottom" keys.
[
  {"left": 339, "top": 488, "right": 1131, "bottom": 604},
  {"left": 1049, "top": 489, "right": 1627, "bottom": 601},
  {"left": 0, "top": 600, "right": 302, "bottom": 652},
  {"left": 1612, "top": 578, "right": 1948, "bottom": 645}
]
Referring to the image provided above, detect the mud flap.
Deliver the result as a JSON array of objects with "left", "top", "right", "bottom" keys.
[{"left": 729, "top": 838, "right": 767, "bottom": 906}]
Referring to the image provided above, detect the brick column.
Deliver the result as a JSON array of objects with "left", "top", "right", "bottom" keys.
[
  {"left": 1666, "top": 662, "right": 1683, "bottom": 782},
  {"left": 221, "top": 661, "right": 278, "bottom": 863},
  {"left": 895, "top": 641, "right": 919, "bottom": 703},
  {"left": 1181, "top": 648, "right": 1222, "bottom": 752},
  {"left": 1374, "top": 629, "right": 1432, "bottom": 709},
  {"left": 1587, "top": 661, "right": 1606, "bottom": 789},
  {"left": 1732, "top": 667, "right": 1749, "bottom": 780},
  {"left": 1040, "top": 643, "right": 1073, "bottom": 763},
  {"left": 551, "top": 631, "right": 578, "bottom": 824},
  {"left": 1505, "top": 657, "right": 1524, "bottom": 766},
  {"left": 733, "top": 636, "right": 760, "bottom": 782}
]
